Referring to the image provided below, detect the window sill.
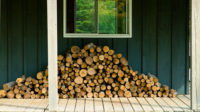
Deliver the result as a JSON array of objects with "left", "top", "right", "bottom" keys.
[{"left": 63, "top": 34, "right": 132, "bottom": 38}]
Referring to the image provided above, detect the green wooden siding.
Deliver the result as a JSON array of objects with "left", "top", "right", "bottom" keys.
[{"left": 0, "top": 0, "right": 189, "bottom": 94}]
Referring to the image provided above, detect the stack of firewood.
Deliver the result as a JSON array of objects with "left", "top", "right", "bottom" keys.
[{"left": 0, "top": 43, "right": 176, "bottom": 99}]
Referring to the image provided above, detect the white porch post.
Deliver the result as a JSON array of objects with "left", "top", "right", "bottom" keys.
[
  {"left": 191, "top": 0, "right": 200, "bottom": 111},
  {"left": 47, "top": 0, "right": 58, "bottom": 111}
]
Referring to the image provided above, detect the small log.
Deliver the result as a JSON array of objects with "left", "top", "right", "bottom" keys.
[
  {"left": 24, "top": 92, "right": 31, "bottom": 99},
  {"left": 118, "top": 70, "right": 124, "bottom": 77},
  {"left": 77, "top": 58, "right": 83, "bottom": 65},
  {"left": 99, "top": 55, "right": 105, "bottom": 61},
  {"left": 7, "top": 91, "right": 15, "bottom": 99},
  {"left": 87, "top": 93, "right": 93, "bottom": 98},
  {"left": 120, "top": 57, "right": 128, "bottom": 66},
  {"left": 74, "top": 76, "right": 83, "bottom": 84},
  {"left": 16, "top": 75, "right": 25, "bottom": 84},
  {"left": 37, "top": 72, "right": 43, "bottom": 80},
  {"left": 0, "top": 90, "right": 6, "bottom": 98},
  {"left": 108, "top": 50, "right": 114, "bottom": 55},
  {"left": 124, "top": 91, "right": 132, "bottom": 98},
  {"left": 88, "top": 68, "right": 96, "bottom": 75},
  {"left": 118, "top": 90, "right": 124, "bottom": 97},
  {"left": 85, "top": 57, "right": 93, "bottom": 65},
  {"left": 79, "top": 69, "right": 87, "bottom": 77},
  {"left": 16, "top": 94, "right": 22, "bottom": 99},
  {"left": 3, "top": 81, "right": 15, "bottom": 91},
  {"left": 99, "top": 92, "right": 105, "bottom": 98},
  {"left": 96, "top": 46, "right": 102, "bottom": 52},
  {"left": 58, "top": 55, "right": 64, "bottom": 61},
  {"left": 71, "top": 46, "right": 80, "bottom": 54},
  {"left": 103, "top": 46, "right": 110, "bottom": 53}
]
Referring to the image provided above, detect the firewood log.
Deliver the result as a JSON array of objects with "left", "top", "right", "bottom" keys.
[
  {"left": 3, "top": 81, "right": 15, "bottom": 91},
  {"left": 7, "top": 91, "right": 15, "bottom": 99},
  {"left": 74, "top": 76, "right": 83, "bottom": 84},
  {"left": 0, "top": 90, "right": 6, "bottom": 98},
  {"left": 88, "top": 68, "right": 96, "bottom": 75},
  {"left": 71, "top": 46, "right": 80, "bottom": 54},
  {"left": 103, "top": 46, "right": 110, "bottom": 53},
  {"left": 85, "top": 57, "right": 93, "bottom": 65},
  {"left": 79, "top": 69, "right": 87, "bottom": 77}
]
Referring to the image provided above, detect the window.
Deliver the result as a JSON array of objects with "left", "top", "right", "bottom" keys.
[{"left": 63, "top": 0, "right": 132, "bottom": 38}]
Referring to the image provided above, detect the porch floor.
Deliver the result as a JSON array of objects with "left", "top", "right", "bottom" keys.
[{"left": 0, "top": 95, "right": 191, "bottom": 112}]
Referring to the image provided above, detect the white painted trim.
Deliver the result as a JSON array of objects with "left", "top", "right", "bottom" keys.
[
  {"left": 47, "top": 0, "right": 58, "bottom": 111},
  {"left": 191, "top": 0, "right": 200, "bottom": 111},
  {"left": 64, "top": 34, "right": 132, "bottom": 38},
  {"left": 63, "top": 0, "right": 132, "bottom": 38}
]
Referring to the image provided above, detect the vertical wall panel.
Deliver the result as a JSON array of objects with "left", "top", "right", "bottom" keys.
[
  {"left": 58, "top": 0, "right": 69, "bottom": 55},
  {"left": 98, "top": 39, "right": 113, "bottom": 48},
  {"left": 83, "top": 39, "right": 98, "bottom": 46},
  {"left": 7, "top": 0, "right": 24, "bottom": 81},
  {"left": 23, "top": 0, "right": 38, "bottom": 77},
  {"left": 171, "top": 0, "right": 187, "bottom": 94},
  {"left": 113, "top": 39, "right": 128, "bottom": 58},
  {"left": 142, "top": 0, "right": 157, "bottom": 74},
  {"left": 0, "top": 0, "right": 8, "bottom": 88},
  {"left": 38, "top": 0, "right": 47, "bottom": 70},
  {"left": 68, "top": 39, "right": 83, "bottom": 48},
  {"left": 157, "top": 0, "right": 172, "bottom": 87},
  {"left": 128, "top": 0, "right": 142, "bottom": 72}
]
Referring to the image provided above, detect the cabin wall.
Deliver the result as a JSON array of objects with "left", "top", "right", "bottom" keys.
[{"left": 0, "top": 0, "right": 189, "bottom": 94}]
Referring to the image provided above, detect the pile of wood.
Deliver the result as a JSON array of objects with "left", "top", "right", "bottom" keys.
[{"left": 0, "top": 43, "right": 176, "bottom": 99}]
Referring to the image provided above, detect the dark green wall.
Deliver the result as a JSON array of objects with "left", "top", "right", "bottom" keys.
[{"left": 0, "top": 0, "right": 189, "bottom": 94}]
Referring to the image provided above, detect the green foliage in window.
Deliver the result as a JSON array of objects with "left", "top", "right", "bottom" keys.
[{"left": 75, "top": 0, "right": 126, "bottom": 34}]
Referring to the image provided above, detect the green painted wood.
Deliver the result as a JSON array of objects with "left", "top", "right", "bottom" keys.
[
  {"left": 157, "top": 0, "right": 172, "bottom": 88},
  {"left": 39, "top": 0, "right": 47, "bottom": 70},
  {"left": 83, "top": 39, "right": 99, "bottom": 46},
  {"left": 185, "top": 0, "right": 190, "bottom": 95},
  {"left": 0, "top": 0, "right": 8, "bottom": 88},
  {"left": 68, "top": 39, "right": 83, "bottom": 49},
  {"left": 7, "top": 0, "right": 24, "bottom": 81},
  {"left": 23, "top": 0, "right": 38, "bottom": 77},
  {"left": 113, "top": 39, "right": 127, "bottom": 58},
  {"left": 98, "top": 39, "right": 113, "bottom": 48},
  {"left": 171, "top": 0, "right": 187, "bottom": 94},
  {"left": 58, "top": 0, "right": 69, "bottom": 55},
  {"left": 142, "top": 0, "right": 157, "bottom": 74},
  {"left": 128, "top": 0, "right": 142, "bottom": 72}
]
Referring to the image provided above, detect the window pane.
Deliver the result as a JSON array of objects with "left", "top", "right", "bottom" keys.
[
  {"left": 66, "top": 0, "right": 96, "bottom": 33},
  {"left": 65, "top": 0, "right": 129, "bottom": 34},
  {"left": 99, "top": 0, "right": 127, "bottom": 34}
]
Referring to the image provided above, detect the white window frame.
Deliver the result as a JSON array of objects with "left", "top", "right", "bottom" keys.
[{"left": 63, "top": 0, "right": 132, "bottom": 38}]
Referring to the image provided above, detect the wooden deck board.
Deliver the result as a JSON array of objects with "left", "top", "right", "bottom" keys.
[
  {"left": 65, "top": 98, "right": 76, "bottom": 112},
  {"left": 162, "top": 97, "right": 183, "bottom": 111},
  {"left": 177, "top": 95, "right": 191, "bottom": 106},
  {"left": 85, "top": 98, "right": 94, "bottom": 112},
  {"left": 128, "top": 97, "right": 143, "bottom": 111},
  {"left": 136, "top": 97, "right": 153, "bottom": 111},
  {"left": 103, "top": 98, "right": 114, "bottom": 112},
  {"left": 75, "top": 98, "right": 85, "bottom": 112},
  {"left": 34, "top": 99, "right": 48, "bottom": 112},
  {"left": 145, "top": 97, "right": 163, "bottom": 111},
  {"left": 94, "top": 98, "right": 104, "bottom": 112},
  {"left": 0, "top": 95, "right": 192, "bottom": 112},
  {"left": 154, "top": 97, "right": 173, "bottom": 111},
  {"left": 58, "top": 99, "right": 68, "bottom": 111},
  {"left": 111, "top": 98, "right": 124, "bottom": 112},
  {"left": 120, "top": 97, "right": 133, "bottom": 112},
  {"left": 185, "top": 94, "right": 190, "bottom": 99},
  {"left": 171, "top": 97, "right": 191, "bottom": 111}
]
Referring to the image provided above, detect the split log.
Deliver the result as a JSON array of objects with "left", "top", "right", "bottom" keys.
[{"left": 3, "top": 81, "right": 15, "bottom": 91}]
